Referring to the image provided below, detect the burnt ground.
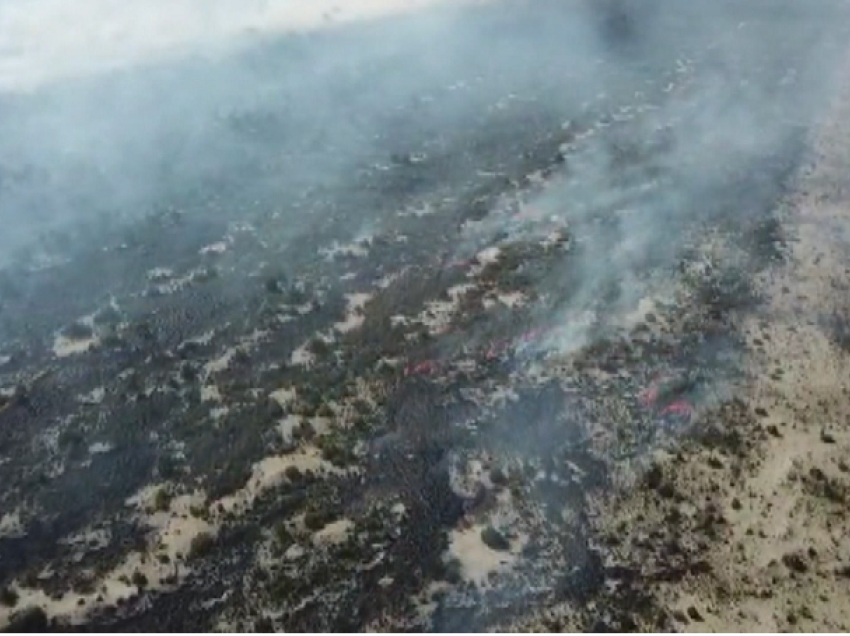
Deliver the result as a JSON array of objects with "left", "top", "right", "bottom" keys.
[{"left": 2, "top": 0, "right": 850, "bottom": 631}]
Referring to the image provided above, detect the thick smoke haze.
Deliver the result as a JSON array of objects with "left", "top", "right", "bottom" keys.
[
  {"left": 450, "top": 1, "right": 849, "bottom": 356},
  {"left": 0, "top": 0, "right": 483, "bottom": 267},
  {"left": 0, "top": 0, "right": 470, "bottom": 90},
  {"left": 0, "top": 0, "right": 646, "bottom": 268},
  {"left": 0, "top": 0, "right": 846, "bottom": 324},
  {"left": 2, "top": 2, "right": 850, "bottom": 631}
]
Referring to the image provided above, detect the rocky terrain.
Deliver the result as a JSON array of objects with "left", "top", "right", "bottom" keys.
[{"left": 2, "top": 0, "right": 850, "bottom": 631}]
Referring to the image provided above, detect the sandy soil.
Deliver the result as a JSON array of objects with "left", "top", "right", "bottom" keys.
[
  {"left": 576, "top": 52, "right": 850, "bottom": 634},
  {"left": 3, "top": 0, "right": 850, "bottom": 631}
]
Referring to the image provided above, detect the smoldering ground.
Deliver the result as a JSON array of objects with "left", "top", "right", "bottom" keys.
[
  {"left": 2, "top": 0, "right": 850, "bottom": 631},
  {"left": 0, "top": 0, "right": 701, "bottom": 348},
  {"left": 0, "top": 0, "right": 807, "bottom": 274},
  {"left": 455, "top": 0, "right": 847, "bottom": 359},
  {"left": 386, "top": 2, "right": 850, "bottom": 627}
]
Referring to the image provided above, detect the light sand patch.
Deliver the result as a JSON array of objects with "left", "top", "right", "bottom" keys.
[
  {"left": 284, "top": 543, "right": 306, "bottom": 561},
  {"left": 1, "top": 489, "right": 214, "bottom": 627},
  {"left": 0, "top": 510, "right": 24, "bottom": 538},
  {"left": 200, "top": 384, "right": 222, "bottom": 402},
  {"left": 476, "top": 246, "right": 501, "bottom": 267},
  {"left": 77, "top": 386, "right": 105, "bottom": 405},
  {"left": 661, "top": 78, "right": 850, "bottom": 630},
  {"left": 0, "top": 441, "right": 349, "bottom": 628},
  {"left": 312, "top": 518, "right": 354, "bottom": 546},
  {"left": 585, "top": 56, "right": 850, "bottom": 633},
  {"left": 88, "top": 441, "right": 114, "bottom": 454},
  {"left": 290, "top": 342, "right": 316, "bottom": 367},
  {"left": 59, "top": 526, "right": 111, "bottom": 550},
  {"left": 319, "top": 240, "right": 369, "bottom": 261},
  {"left": 203, "top": 348, "right": 236, "bottom": 377},
  {"left": 0, "top": 387, "right": 15, "bottom": 416},
  {"left": 308, "top": 415, "right": 332, "bottom": 437},
  {"left": 147, "top": 268, "right": 206, "bottom": 295},
  {"left": 418, "top": 284, "right": 475, "bottom": 334},
  {"left": 199, "top": 241, "right": 228, "bottom": 255},
  {"left": 414, "top": 581, "right": 451, "bottom": 626},
  {"left": 280, "top": 301, "right": 314, "bottom": 316},
  {"left": 217, "top": 447, "right": 343, "bottom": 515},
  {"left": 398, "top": 202, "right": 437, "bottom": 218},
  {"left": 133, "top": 491, "right": 213, "bottom": 562},
  {"left": 53, "top": 334, "right": 99, "bottom": 357},
  {"left": 270, "top": 387, "right": 297, "bottom": 409},
  {"left": 209, "top": 405, "right": 229, "bottom": 421},
  {"left": 375, "top": 270, "right": 405, "bottom": 289},
  {"left": 277, "top": 414, "right": 302, "bottom": 442},
  {"left": 540, "top": 227, "right": 570, "bottom": 249},
  {"left": 245, "top": 328, "right": 269, "bottom": 345},
  {"left": 334, "top": 292, "right": 373, "bottom": 333},
  {"left": 186, "top": 330, "right": 216, "bottom": 346},
  {"left": 146, "top": 267, "right": 173, "bottom": 281},
  {"left": 391, "top": 502, "right": 407, "bottom": 518},
  {"left": 496, "top": 291, "right": 526, "bottom": 308},
  {"left": 53, "top": 315, "right": 99, "bottom": 358},
  {"left": 447, "top": 524, "right": 523, "bottom": 586},
  {"left": 483, "top": 386, "right": 520, "bottom": 408},
  {"left": 449, "top": 456, "right": 494, "bottom": 499},
  {"left": 621, "top": 296, "right": 662, "bottom": 330}
]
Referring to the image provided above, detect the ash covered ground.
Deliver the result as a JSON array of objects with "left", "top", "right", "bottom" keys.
[{"left": 3, "top": 0, "right": 850, "bottom": 631}]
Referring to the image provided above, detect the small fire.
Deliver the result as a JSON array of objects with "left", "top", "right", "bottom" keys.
[
  {"left": 638, "top": 375, "right": 667, "bottom": 407},
  {"left": 639, "top": 375, "right": 694, "bottom": 420},
  {"left": 404, "top": 360, "right": 439, "bottom": 376},
  {"left": 485, "top": 339, "right": 510, "bottom": 360},
  {"left": 660, "top": 399, "right": 693, "bottom": 418}
]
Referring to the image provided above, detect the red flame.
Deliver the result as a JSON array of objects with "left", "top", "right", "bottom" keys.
[
  {"left": 485, "top": 339, "right": 510, "bottom": 360},
  {"left": 404, "top": 360, "right": 439, "bottom": 376},
  {"left": 639, "top": 385, "right": 659, "bottom": 407},
  {"left": 639, "top": 374, "right": 670, "bottom": 408},
  {"left": 660, "top": 400, "right": 693, "bottom": 418}
]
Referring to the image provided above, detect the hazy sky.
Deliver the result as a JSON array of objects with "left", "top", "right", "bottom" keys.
[{"left": 0, "top": 0, "right": 479, "bottom": 92}]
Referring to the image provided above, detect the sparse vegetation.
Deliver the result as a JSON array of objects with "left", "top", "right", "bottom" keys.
[
  {"left": 304, "top": 511, "right": 329, "bottom": 532},
  {"left": 58, "top": 428, "right": 86, "bottom": 453},
  {"left": 153, "top": 487, "right": 172, "bottom": 512},
  {"left": 265, "top": 276, "right": 285, "bottom": 294},
  {"left": 188, "top": 532, "right": 216, "bottom": 559},
  {"left": 189, "top": 505, "right": 208, "bottom": 519},
  {"left": 0, "top": 586, "right": 18, "bottom": 607},
  {"left": 441, "top": 558, "right": 463, "bottom": 584},
  {"left": 284, "top": 466, "right": 302, "bottom": 482},
  {"left": 481, "top": 525, "right": 511, "bottom": 552},
  {"left": 3, "top": 11, "right": 849, "bottom": 631},
  {"left": 5, "top": 606, "right": 47, "bottom": 631},
  {"left": 316, "top": 434, "right": 356, "bottom": 467},
  {"left": 308, "top": 338, "right": 331, "bottom": 357},
  {"left": 93, "top": 305, "right": 123, "bottom": 326},
  {"left": 316, "top": 402, "right": 334, "bottom": 418},
  {"left": 275, "top": 524, "right": 293, "bottom": 546},
  {"left": 131, "top": 571, "right": 149, "bottom": 588},
  {"left": 352, "top": 398, "right": 372, "bottom": 415},
  {"left": 193, "top": 267, "right": 220, "bottom": 283},
  {"left": 294, "top": 398, "right": 318, "bottom": 418},
  {"left": 63, "top": 321, "right": 94, "bottom": 340},
  {"left": 157, "top": 455, "right": 181, "bottom": 480}
]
